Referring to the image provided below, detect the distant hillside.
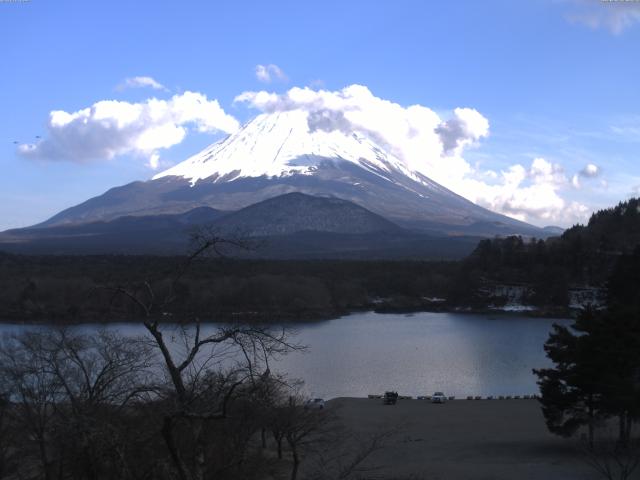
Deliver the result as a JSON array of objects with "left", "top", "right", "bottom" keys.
[{"left": 211, "top": 192, "right": 400, "bottom": 236}]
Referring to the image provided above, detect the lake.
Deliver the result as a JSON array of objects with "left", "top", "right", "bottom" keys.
[{"left": 0, "top": 311, "right": 571, "bottom": 399}]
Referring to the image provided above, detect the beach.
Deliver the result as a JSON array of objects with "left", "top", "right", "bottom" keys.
[{"left": 328, "top": 397, "right": 598, "bottom": 480}]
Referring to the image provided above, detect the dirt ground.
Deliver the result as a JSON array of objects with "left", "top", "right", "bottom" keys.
[{"left": 327, "top": 397, "right": 599, "bottom": 480}]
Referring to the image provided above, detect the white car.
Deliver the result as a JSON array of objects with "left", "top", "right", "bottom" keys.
[
  {"left": 304, "top": 398, "right": 325, "bottom": 410},
  {"left": 431, "top": 392, "right": 447, "bottom": 404}
]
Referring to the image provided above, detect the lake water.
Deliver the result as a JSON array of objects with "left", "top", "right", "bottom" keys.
[{"left": 0, "top": 311, "right": 571, "bottom": 399}]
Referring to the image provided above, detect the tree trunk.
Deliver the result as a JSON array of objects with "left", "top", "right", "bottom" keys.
[
  {"left": 588, "top": 398, "right": 594, "bottom": 449},
  {"left": 273, "top": 432, "right": 283, "bottom": 459},
  {"left": 261, "top": 428, "right": 266, "bottom": 448},
  {"left": 194, "top": 448, "right": 205, "bottom": 480},
  {"left": 618, "top": 412, "right": 631, "bottom": 448},
  {"left": 145, "top": 325, "right": 187, "bottom": 400},
  {"left": 38, "top": 438, "right": 53, "bottom": 480},
  {"left": 290, "top": 447, "right": 299, "bottom": 480},
  {"left": 287, "top": 436, "right": 299, "bottom": 480},
  {"left": 192, "top": 418, "right": 205, "bottom": 480},
  {"left": 162, "top": 416, "right": 191, "bottom": 480}
]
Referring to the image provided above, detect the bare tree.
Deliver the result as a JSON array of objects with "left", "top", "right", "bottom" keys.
[
  {"left": 104, "top": 232, "right": 302, "bottom": 480},
  {"left": 50, "top": 329, "right": 155, "bottom": 479},
  {"left": 0, "top": 331, "right": 65, "bottom": 480},
  {"left": 0, "top": 328, "right": 156, "bottom": 480},
  {"left": 263, "top": 393, "right": 333, "bottom": 480},
  {"left": 0, "top": 389, "right": 18, "bottom": 479}
]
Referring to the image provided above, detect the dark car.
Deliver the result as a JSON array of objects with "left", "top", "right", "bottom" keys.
[{"left": 383, "top": 391, "right": 398, "bottom": 405}]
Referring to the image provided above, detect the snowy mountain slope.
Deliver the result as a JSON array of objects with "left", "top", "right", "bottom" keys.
[{"left": 153, "top": 110, "right": 423, "bottom": 187}]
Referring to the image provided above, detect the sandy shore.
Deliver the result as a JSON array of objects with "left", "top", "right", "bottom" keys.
[{"left": 328, "top": 397, "right": 598, "bottom": 480}]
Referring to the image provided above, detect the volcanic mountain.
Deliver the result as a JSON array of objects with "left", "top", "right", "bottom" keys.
[
  {"left": 0, "top": 110, "right": 553, "bottom": 257},
  {"left": 35, "top": 110, "right": 543, "bottom": 237}
]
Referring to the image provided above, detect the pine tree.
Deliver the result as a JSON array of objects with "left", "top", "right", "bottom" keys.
[
  {"left": 534, "top": 249, "right": 640, "bottom": 446},
  {"left": 534, "top": 307, "right": 606, "bottom": 447}
]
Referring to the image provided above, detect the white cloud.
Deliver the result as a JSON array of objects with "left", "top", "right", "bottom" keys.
[
  {"left": 463, "top": 158, "right": 589, "bottom": 225},
  {"left": 147, "top": 153, "right": 160, "bottom": 170},
  {"left": 235, "top": 84, "right": 585, "bottom": 225},
  {"left": 565, "top": 0, "right": 640, "bottom": 34},
  {"left": 571, "top": 162, "right": 602, "bottom": 188},
  {"left": 17, "top": 91, "right": 239, "bottom": 169},
  {"left": 435, "top": 108, "right": 490, "bottom": 155},
  {"left": 118, "top": 76, "right": 168, "bottom": 91},
  {"left": 255, "top": 64, "right": 288, "bottom": 83}
]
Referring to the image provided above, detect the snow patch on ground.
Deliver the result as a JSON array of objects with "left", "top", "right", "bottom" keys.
[
  {"left": 568, "top": 287, "right": 605, "bottom": 310},
  {"left": 496, "top": 304, "right": 537, "bottom": 312}
]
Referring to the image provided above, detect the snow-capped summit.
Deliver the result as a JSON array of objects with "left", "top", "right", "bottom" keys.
[{"left": 153, "top": 110, "right": 421, "bottom": 187}]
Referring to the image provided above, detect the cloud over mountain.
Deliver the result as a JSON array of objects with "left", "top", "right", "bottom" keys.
[
  {"left": 236, "top": 84, "right": 585, "bottom": 225},
  {"left": 235, "top": 84, "right": 487, "bottom": 182},
  {"left": 17, "top": 91, "right": 239, "bottom": 169}
]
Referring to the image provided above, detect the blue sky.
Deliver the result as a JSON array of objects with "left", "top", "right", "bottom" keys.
[{"left": 1, "top": 0, "right": 639, "bottom": 229}]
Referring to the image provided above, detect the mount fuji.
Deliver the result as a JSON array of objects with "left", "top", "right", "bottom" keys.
[{"left": 1, "top": 110, "right": 548, "bottom": 257}]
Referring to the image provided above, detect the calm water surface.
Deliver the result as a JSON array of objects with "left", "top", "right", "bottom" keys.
[{"left": 0, "top": 311, "right": 570, "bottom": 399}]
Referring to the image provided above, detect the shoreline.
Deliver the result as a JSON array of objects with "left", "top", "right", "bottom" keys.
[{"left": 0, "top": 304, "right": 575, "bottom": 325}]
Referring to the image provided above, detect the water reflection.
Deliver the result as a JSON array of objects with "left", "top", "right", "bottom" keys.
[
  {"left": 271, "top": 312, "right": 570, "bottom": 399},
  {"left": 0, "top": 311, "right": 570, "bottom": 399}
]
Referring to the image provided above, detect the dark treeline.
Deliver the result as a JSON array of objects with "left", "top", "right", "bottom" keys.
[
  {"left": 468, "top": 198, "right": 640, "bottom": 284},
  {"left": 0, "top": 253, "right": 458, "bottom": 323},
  {"left": 454, "top": 198, "right": 640, "bottom": 309},
  {"left": 3, "top": 198, "right": 640, "bottom": 324}
]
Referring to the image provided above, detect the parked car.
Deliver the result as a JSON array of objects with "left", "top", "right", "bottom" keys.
[
  {"left": 383, "top": 391, "right": 398, "bottom": 405},
  {"left": 304, "top": 398, "right": 325, "bottom": 410},
  {"left": 431, "top": 392, "right": 447, "bottom": 404}
]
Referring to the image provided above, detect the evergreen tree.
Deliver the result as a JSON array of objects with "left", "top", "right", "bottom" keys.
[
  {"left": 534, "top": 307, "right": 606, "bottom": 447},
  {"left": 534, "top": 249, "right": 640, "bottom": 446}
]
